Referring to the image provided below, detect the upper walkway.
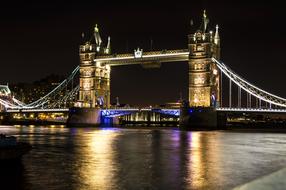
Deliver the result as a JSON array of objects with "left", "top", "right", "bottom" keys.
[{"left": 95, "top": 49, "right": 189, "bottom": 66}]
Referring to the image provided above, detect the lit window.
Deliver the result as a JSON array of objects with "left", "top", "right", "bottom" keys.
[
  {"left": 197, "top": 45, "right": 204, "bottom": 51},
  {"left": 194, "top": 77, "right": 204, "bottom": 85}
]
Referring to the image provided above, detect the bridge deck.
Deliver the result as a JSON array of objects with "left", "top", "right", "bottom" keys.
[
  {"left": 3, "top": 107, "right": 286, "bottom": 114},
  {"left": 217, "top": 107, "right": 286, "bottom": 113},
  {"left": 6, "top": 108, "right": 69, "bottom": 113}
]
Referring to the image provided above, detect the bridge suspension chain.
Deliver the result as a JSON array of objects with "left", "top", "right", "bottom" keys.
[
  {"left": 212, "top": 58, "right": 286, "bottom": 108},
  {"left": 22, "top": 66, "right": 79, "bottom": 109},
  {"left": 0, "top": 98, "right": 22, "bottom": 109},
  {"left": 0, "top": 66, "right": 80, "bottom": 110},
  {"left": 46, "top": 85, "right": 79, "bottom": 109}
]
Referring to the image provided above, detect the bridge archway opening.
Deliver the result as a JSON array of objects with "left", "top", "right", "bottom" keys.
[{"left": 110, "top": 62, "right": 188, "bottom": 107}]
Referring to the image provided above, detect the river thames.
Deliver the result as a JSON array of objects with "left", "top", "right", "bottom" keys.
[{"left": 1, "top": 125, "right": 286, "bottom": 190}]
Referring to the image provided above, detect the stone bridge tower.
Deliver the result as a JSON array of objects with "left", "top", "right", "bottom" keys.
[
  {"left": 77, "top": 25, "right": 111, "bottom": 108},
  {"left": 188, "top": 11, "right": 221, "bottom": 108}
]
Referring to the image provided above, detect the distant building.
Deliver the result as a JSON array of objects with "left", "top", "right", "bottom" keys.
[{"left": 9, "top": 74, "right": 75, "bottom": 108}]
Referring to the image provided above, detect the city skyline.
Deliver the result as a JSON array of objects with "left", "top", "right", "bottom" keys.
[{"left": 0, "top": 1, "right": 285, "bottom": 106}]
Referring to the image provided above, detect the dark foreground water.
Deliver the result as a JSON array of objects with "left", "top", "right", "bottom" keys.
[{"left": 1, "top": 125, "right": 286, "bottom": 190}]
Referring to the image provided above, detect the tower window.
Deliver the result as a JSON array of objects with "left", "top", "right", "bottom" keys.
[{"left": 196, "top": 45, "right": 204, "bottom": 51}]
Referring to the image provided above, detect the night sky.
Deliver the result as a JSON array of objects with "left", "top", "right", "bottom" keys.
[{"left": 0, "top": 1, "right": 285, "bottom": 106}]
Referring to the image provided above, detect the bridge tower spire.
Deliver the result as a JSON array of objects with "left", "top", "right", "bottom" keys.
[
  {"left": 188, "top": 10, "right": 221, "bottom": 107},
  {"left": 201, "top": 10, "right": 209, "bottom": 33},
  {"left": 214, "top": 24, "right": 220, "bottom": 46},
  {"left": 105, "top": 36, "right": 111, "bottom": 54},
  {"left": 94, "top": 24, "right": 102, "bottom": 52}
]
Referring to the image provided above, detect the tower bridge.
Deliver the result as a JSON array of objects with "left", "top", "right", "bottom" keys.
[
  {"left": 1, "top": 11, "right": 286, "bottom": 128},
  {"left": 76, "top": 10, "right": 221, "bottom": 110}
]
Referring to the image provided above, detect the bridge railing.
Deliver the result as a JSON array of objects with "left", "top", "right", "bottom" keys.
[{"left": 217, "top": 107, "right": 286, "bottom": 113}]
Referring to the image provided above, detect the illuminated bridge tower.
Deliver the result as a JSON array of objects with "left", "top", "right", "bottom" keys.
[
  {"left": 181, "top": 11, "right": 222, "bottom": 129},
  {"left": 68, "top": 25, "right": 111, "bottom": 126},
  {"left": 188, "top": 11, "right": 221, "bottom": 108},
  {"left": 77, "top": 25, "right": 111, "bottom": 108},
  {"left": 78, "top": 42, "right": 96, "bottom": 108}
]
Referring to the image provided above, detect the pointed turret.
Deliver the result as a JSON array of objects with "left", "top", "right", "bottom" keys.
[
  {"left": 105, "top": 36, "right": 111, "bottom": 54},
  {"left": 94, "top": 24, "right": 102, "bottom": 51},
  {"left": 199, "top": 10, "right": 209, "bottom": 33},
  {"left": 81, "top": 32, "right": 87, "bottom": 44},
  {"left": 214, "top": 24, "right": 220, "bottom": 46}
]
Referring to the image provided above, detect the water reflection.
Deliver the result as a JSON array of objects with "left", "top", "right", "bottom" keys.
[
  {"left": 0, "top": 126, "right": 286, "bottom": 190},
  {"left": 185, "top": 132, "right": 225, "bottom": 189},
  {"left": 188, "top": 133, "right": 204, "bottom": 188},
  {"left": 76, "top": 129, "right": 119, "bottom": 190}
]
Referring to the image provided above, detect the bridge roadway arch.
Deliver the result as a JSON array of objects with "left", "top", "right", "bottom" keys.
[
  {"left": 98, "top": 107, "right": 286, "bottom": 126},
  {"left": 2, "top": 107, "right": 286, "bottom": 126}
]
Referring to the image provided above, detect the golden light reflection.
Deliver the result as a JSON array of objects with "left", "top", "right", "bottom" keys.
[
  {"left": 78, "top": 129, "right": 119, "bottom": 190},
  {"left": 186, "top": 132, "right": 222, "bottom": 189},
  {"left": 27, "top": 125, "right": 35, "bottom": 144},
  {"left": 188, "top": 132, "right": 204, "bottom": 188}
]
